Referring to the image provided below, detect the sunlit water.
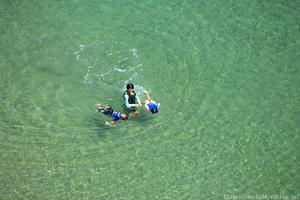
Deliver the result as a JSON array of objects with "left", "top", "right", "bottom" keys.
[{"left": 0, "top": 0, "right": 299, "bottom": 199}]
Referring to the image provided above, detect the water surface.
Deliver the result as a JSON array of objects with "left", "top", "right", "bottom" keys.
[{"left": 0, "top": 0, "right": 299, "bottom": 199}]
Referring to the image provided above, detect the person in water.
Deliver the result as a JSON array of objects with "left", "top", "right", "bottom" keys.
[
  {"left": 143, "top": 90, "right": 160, "bottom": 114},
  {"left": 96, "top": 104, "right": 128, "bottom": 126},
  {"left": 123, "top": 83, "right": 142, "bottom": 115}
]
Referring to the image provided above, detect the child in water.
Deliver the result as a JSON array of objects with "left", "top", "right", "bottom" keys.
[
  {"left": 143, "top": 90, "right": 160, "bottom": 114},
  {"left": 96, "top": 104, "right": 128, "bottom": 126}
]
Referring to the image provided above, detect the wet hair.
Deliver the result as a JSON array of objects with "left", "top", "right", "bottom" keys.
[
  {"left": 126, "top": 83, "right": 134, "bottom": 90},
  {"left": 151, "top": 108, "right": 158, "bottom": 114}
]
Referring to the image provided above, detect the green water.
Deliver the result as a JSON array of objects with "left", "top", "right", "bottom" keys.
[{"left": 0, "top": 0, "right": 299, "bottom": 199}]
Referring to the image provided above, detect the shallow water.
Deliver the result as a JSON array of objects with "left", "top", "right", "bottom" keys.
[{"left": 0, "top": 0, "right": 299, "bottom": 199}]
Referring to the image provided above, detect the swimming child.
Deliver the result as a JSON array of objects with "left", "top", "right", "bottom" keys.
[
  {"left": 143, "top": 90, "right": 160, "bottom": 114},
  {"left": 96, "top": 104, "right": 128, "bottom": 126}
]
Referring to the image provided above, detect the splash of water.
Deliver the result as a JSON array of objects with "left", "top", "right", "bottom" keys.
[{"left": 74, "top": 41, "right": 145, "bottom": 92}]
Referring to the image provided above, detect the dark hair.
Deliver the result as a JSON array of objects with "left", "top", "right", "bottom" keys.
[
  {"left": 151, "top": 108, "right": 158, "bottom": 113},
  {"left": 126, "top": 83, "right": 134, "bottom": 90}
]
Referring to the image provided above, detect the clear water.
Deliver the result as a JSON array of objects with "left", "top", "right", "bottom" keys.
[{"left": 0, "top": 0, "right": 299, "bottom": 199}]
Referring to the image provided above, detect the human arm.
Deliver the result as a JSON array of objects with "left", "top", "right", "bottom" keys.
[
  {"left": 124, "top": 94, "right": 137, "bottom": 108},
  {"left": 105, "top": 120, "right": 115, "bottom": 126},
  {"left": 128, "top": 112, "right": 139, "bottom": 116},
  {"left": 144, "top": 101, "right": 150, "bottom": 111},
  {"left": 143, "top": 90, "right": 151, "bottom": 100},
  {"left": 136, "top": 95, "right": 142, "bottom": 107}
]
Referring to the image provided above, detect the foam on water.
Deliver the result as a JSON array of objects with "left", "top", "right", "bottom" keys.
[{"left": 74, "top": 41, "right": 144, "bottom": 91}]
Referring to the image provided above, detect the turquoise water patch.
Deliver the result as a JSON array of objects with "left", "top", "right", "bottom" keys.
[{"left": 0, "top": 0, "right": 299, "bottom": 199}]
